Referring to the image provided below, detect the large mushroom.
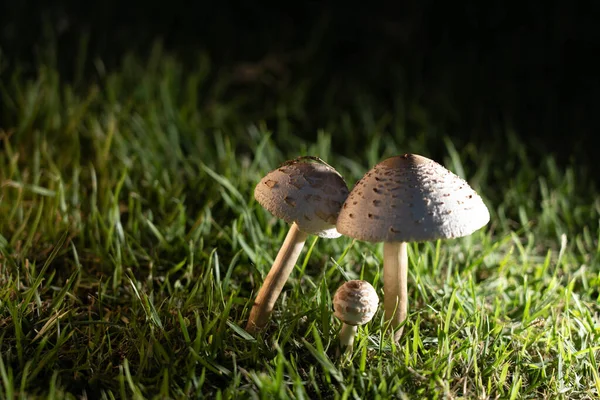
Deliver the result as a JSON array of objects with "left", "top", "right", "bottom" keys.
[
  {"left": 336, "top": 154, "right": 489, "bottom": 342},
  {"left": 246, "top": 157, "right": 349, "bottom": 334}
]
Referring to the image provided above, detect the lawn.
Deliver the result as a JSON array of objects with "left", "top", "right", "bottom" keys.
[{"left": 1, "top": 42, "right": 600, "bottom": 399}]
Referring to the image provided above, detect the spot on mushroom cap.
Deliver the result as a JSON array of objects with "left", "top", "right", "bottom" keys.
[
  {"left": 254, "top": 157, "right": 349, "bottom": 238},
  {"left": 333, "top": 280, "right": 379, "bottom": 326},
  {"left": 336, "top": 153, "right": 490, "bottom": 242}
]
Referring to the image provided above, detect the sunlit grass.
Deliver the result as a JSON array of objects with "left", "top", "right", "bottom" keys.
[{"left": 1, "top": 43, "right": 599, "bottom": 398}]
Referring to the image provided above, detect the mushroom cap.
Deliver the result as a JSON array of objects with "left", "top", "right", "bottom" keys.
[
  {"left": 333, "top": 280, "right": 379, "bottom": 326},
  {"left": 254, "top": 157, "right": 349, "bottom": 238},
  {"left": 336, "top": 154, "right": 490, "bottom": 243}
]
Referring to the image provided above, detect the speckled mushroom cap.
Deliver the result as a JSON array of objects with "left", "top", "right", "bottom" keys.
[
  {"left": 336, "top": 154, "right": 490, "bottom": 242},
  {"left": 254, "top": 157, "right": 349, "bottom": 238},
  {"left": 333, "top": 280, "right": 379, "bottom": 326}
]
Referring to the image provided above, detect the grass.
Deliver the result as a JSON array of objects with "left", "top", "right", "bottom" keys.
[{"left": 1, "top": 43, "right": 599, "bottom": 399}]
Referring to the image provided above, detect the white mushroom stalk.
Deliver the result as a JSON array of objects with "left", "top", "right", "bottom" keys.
[
  {"left": 336, "top": 154, "right": 490, "bottom": 342},
  {"left": 246, "top": 157, "right": 349, "bottom": 334},
  {"left": 333, "top": 280, "right": 379, "bottom": 351},
  {"left": 246, "top": 223, "right": 308, "bottom": 332},
  {"left": 383, "top": 241, "right": 408, "bottom": 338}
]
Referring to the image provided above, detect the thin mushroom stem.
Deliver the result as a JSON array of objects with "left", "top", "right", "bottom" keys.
[
  {"left": 338, "top": 323, "right": 358, "bottom": 350},
  {"left": 383, "top": 241, "right": 408, "bottom": 342},
  {"left": 246, "top": 222, "right": 309, "bottom": 334}
]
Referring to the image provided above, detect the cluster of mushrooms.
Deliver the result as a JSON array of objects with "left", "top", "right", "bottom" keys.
[{"left": 246, "top": 154, "right": 490, "bottom": 349}]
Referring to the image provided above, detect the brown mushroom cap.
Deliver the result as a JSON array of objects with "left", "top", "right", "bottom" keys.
[
  {"left": 336, "top": 154, "right": 490, "bottom": 242},
  {"left": 254, "top": 157, "right": 349, "bottom": 238},
  {"left": 333, "top": 280, "right": 379, "bottom": 326}
]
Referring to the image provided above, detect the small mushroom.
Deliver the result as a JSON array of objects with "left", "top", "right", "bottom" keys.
[
  {"left": 246, "top": 157, "right": 349, "bottom": 334},
  {"left": 333, "top": 280, "right": 379, "bottom": 351},
  {"left": 336, "top": 154, "right": 490, "bottom": 342}
]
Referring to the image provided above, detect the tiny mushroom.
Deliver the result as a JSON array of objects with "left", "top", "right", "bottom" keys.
[
  {"left": 336, "top": 154, "right": 490, "bottom": 342},
  {"left": 333, "top": 280, "right": 379, "bottom": 351},
  {"left": 246, "top": 156, "right": 349, "bottom": 334}
]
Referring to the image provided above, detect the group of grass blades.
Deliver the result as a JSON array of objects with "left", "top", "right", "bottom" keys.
[{"left": 1, "top": 44, "right": 599, "bottom": 398}]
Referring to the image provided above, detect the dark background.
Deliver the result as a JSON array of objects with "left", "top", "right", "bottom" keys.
[{"left": 1, "top": 0, "right": 599, "bottom": 175}]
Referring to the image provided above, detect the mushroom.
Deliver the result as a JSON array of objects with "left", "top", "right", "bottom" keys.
[
  {"left": 246, "top": 156, "right": 349, "bottom": 334},
  {"left": 333, "top": 280, "right": 379, "bottom": 351},
  {"left": 336, "top": 154, "right": 490, "bottom": 342}
]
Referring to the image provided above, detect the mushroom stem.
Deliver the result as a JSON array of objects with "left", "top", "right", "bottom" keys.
[
  {"left": 339, "top": 323, "right": 358, "bottom": 350},
  {"left": 246, "top": 222, "right": 309, "bottom": 334},
  {"left": 383, "top": 241, "right": 408, "bottom": 342}
]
